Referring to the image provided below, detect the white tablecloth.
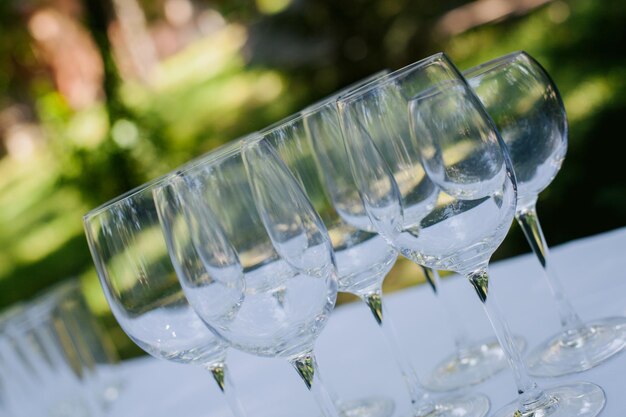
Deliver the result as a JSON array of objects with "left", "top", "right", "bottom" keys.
[{"left": 109, "top": 227, "right": 626, "bottom": 416}]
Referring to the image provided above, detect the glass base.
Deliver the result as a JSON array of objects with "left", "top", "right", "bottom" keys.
[
  {"left": 424, "top": 336, "right": 526, "bottom": 391},
  {"left": 401, "top": 394, "right": 490, "bottom": 417},
  {"left": 336, "top": 397, "right": 395, "bottom": 417},
  {"left": 491, "top": 382, "right": 605, "bottom": 417},
  {"left": 527, "top": 316, "right": 626, "bottom": 377}
]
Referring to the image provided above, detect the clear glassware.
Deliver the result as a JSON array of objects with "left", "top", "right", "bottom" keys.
[
  {"left": 157, "top": 136, "right": 392, "bottom": 417},
  {"left": 39, "top": 279, "right": 122, "bottom": 408},
  {"left": 338, "top": 52, "right": 605, "bottom": 417},
  {"left": 0, "top": 282, "right": 121, "bottom": 417},
  {"left": 83, "top": 173, "right": 248, "bottom": 417},
  {"left": 1, "top": 301, "right": 103, "bottom": 417},
  {"left": 157, "top": 140, "right": 342, "bottom": 417},
  {"left": 244, "top": 129, "right": 399, "bottom": 416},
  {"left": 35, "top": 301, "right": 106, "bottom": 416},
  {"left": 249, "top": 98, "right": 493, "bottom": 411},
  {"left": 302, "top": 73, "right": 523, "bottom": 394},
  {"left": 464, "top": 50, "right": 626, "bottom": 377},
  {"left": 0, "top": 305, "right": 41, "bottom": 417}
]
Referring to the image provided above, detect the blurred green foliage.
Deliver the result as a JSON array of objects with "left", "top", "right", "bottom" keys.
[{"left": 0, "top": 0, "right": 625, "bottom": 358}]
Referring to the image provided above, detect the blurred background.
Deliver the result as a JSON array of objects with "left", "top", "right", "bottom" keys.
[{"left": 0, "top": 0, "right": 625, "bottom": 358}]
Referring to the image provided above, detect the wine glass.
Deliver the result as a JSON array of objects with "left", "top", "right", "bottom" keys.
[
  {"left": 83, "top": 170, "right": 248, "bottom": 417},
  {"left": 463, "top": 50, "right": 626, "bottom": 377},
  {"left": 338, "top": 52, "right": 605, "bottom": 417},
  {"left": 302, "top": 72, "right": 524, "bottom": 394},
  {"left": 157, "top": 139, "right": 343, "bottom": 417},
  {"left": 252, "top": 99, "right": 490, "bottom": 413},
  {"left": 0, "top": 305, "right": 42, "bottom": 417},
  {"left": 36, "top": 279, "right": 122, "bottom": 409},
  {"left": 155, "top": 76, "right": 393, "bottom": 417},
  {"left": 32, "top": 280, "right": 117, "bottom": 414},
  {"left": 299, "top": 72, "right": 397, "bottom": 416},
  {"left": 310, "top": 70, "right": 489, "bottom": 416},
  {"left": 247, "top": 125, "right": 414, "bottom": 414},
  {"left": 0, "top": 300, "right": 104, "bottom": 416}
]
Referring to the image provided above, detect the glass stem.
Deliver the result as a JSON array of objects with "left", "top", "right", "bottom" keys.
[
  {"left": 421, "top": 266, "right": 472, "bottom": 355},
  {"left": 516, "top": 204, "right": 584, "bottom": 335},
  {"left": 467, "top": 267, "right": 551, "bottom": 413},
  {"left": 361, "top": 288, "right": 435, "bottom": 416},
  {"left": 289, "top": 351, "right": 342, "bottom": 417},
  {"left": 206, "top": 362, "right": 248, "bottom": 417}
]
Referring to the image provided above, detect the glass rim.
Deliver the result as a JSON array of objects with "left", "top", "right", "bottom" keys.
[
  {"left": 258, "top": 111, "right": 304, "bottom": 136},
  {"left": 83, "top": 172, "right": 177, "bottom": 221},
  {"left": 300, "top": 69, "right": 390, "bottom": 116},
  {"left": 337, "top": 52, "right": 447, "bottom": 105},
  {"left": 83, "top": 136, "right": 254, "bottom": 220},
  {"left": 0, "top": 303, "right": 26, "bottom": 329},
  {"left": 35, "top": 278, "right": 81, "bottom": 306},
  {"left": 170, "top": 133, "right": 263, "bottom": 184},
  {"left": 462, "top": 50, "right": 528, "bottom": 78},
  {"left": 247, "top": 110, "right": 309, "bottom": 146},
  {"left": 255, "top": 70, "right": 392, "bottom": 139},
  {"left": 407, "top": 78, "right": 469, "bottom": 105},
  {"left": 173, "top": 137, "right": 244, "bottom": 176}
]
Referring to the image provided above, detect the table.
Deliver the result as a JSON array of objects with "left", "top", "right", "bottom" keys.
[{"left": 109, "top": 227, "right": 626, "bottom": 417}]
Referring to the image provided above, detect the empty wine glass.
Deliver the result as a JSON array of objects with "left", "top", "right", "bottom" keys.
[
  {"left": 250, "top": 96, "right": 490, "bottom": 413},
  {"left": 83, "top": 172, "right": 248, "bottom": 417},
  {"left": 338, "top": 56, "right": 493, "bottom": 417},
  {"left": 0, "top": 305, "right": 41, "bottom": 417},
  {"left": 38, "top": 279, "right": 122, "bottom": 409},
  {"left": 303, "top": 71, "right": 523, "bottom": 394},
  {"left": 299, "top": 73, "right": 397, "bottom": 417},
  {"left": 157, "top": 140, "right": 342, "bottom": 417},
  {"left": 464, "top": 50, "right": 626, "bottom": 377},
  {"left": 248, "top": 124, "right": 412, "bottom": 413},
  {"left": 1, "top": 300, "right": 104, "bottom": 417},
  {"left": 339, "top": 52, "right": 605, "bottom": 417}
]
